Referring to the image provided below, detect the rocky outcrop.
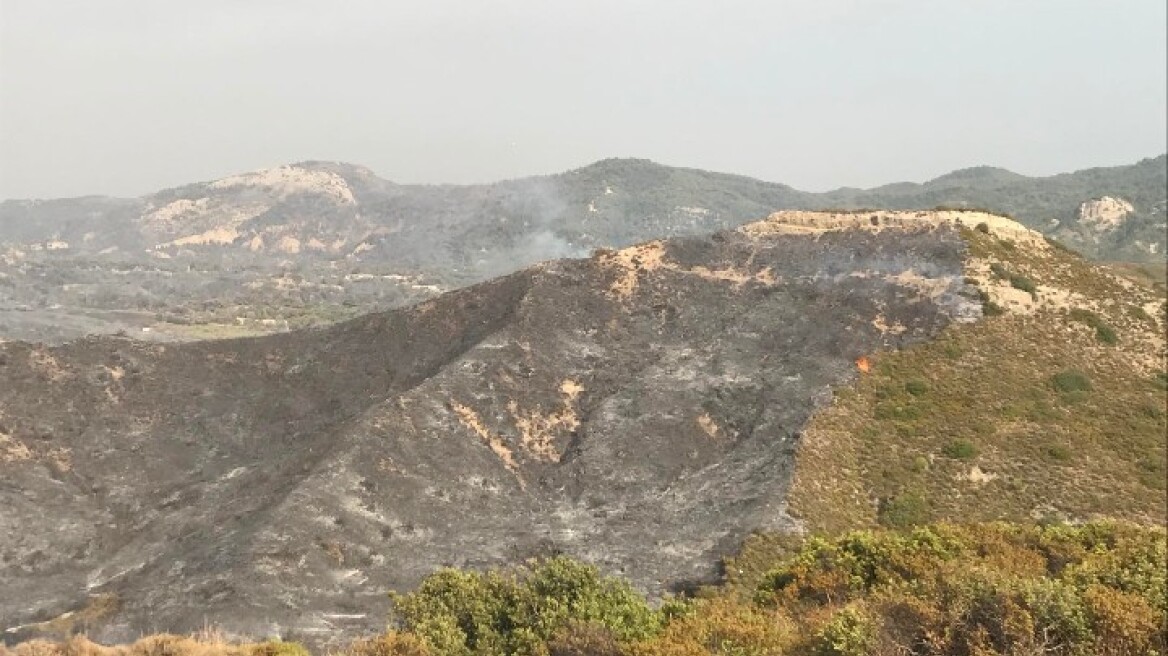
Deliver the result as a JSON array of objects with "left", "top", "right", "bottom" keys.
[{"left": 1078, "top": 196, "right": 1134, "bottom": 231}]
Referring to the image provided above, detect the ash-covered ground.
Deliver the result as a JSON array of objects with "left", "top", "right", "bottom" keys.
[{"left": 0, "top": 221, "right": 977, "bottom": 647}]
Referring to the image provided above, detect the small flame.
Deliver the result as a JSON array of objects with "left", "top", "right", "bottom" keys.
[{"left": 856, "top": 356, "right": 871, "bottom": 373}]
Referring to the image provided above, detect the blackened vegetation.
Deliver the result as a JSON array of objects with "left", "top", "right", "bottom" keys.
[{"left": 0, "top": 226, "right": 971, "bottom": 646}]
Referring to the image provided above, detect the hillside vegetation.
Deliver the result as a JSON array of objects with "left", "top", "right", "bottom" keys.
[
  {"left": 786, "top": 216, "right": 1167, "bottom": 534},
  {"left": 5, "top": 521, "right": 1164, "bottom": 656}
]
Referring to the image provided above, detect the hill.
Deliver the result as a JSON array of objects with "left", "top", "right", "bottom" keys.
[
  {"left": 1, "top": 210, "right": 1163, "bottom": 649},
  {"left": 0, "top": 156, "right": 1163, "bottom": 343},
  {"left": 818, "top": 156, "right": 1168, "bottom": 263}
]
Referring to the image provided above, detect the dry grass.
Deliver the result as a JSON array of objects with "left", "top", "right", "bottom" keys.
[
  {"left": 0, "top": 635, "right": 308, "bottom": 656},
  {"left": 149, "top": 322, "right": 277, "bottom": 341},
  {"left": 787, "top": 226, "right": 1167, "bottom": 534}
]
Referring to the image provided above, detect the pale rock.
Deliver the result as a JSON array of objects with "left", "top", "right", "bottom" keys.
[{"left": 1077, "top": 196, "right": 1133, "bottom": 232}]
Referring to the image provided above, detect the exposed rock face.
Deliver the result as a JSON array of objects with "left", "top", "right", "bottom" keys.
[
  {"left": 0, "top": 213, "right": 977, "bottom": 647},
  {"left": 1078, "top": 196, "right": 1134, "bottom": 231}
]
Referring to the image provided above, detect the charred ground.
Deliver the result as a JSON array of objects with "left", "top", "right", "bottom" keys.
[{"left": 1, "top": 218, "right": 976, "bottom": 645}]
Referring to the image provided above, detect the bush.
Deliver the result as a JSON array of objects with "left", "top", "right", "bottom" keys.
[
  {"left": 1051, "top": 370, "right": 1092, "bottom": 393},
  {"left": 1128, "top": 305, "right": 1154, "bottom": 323},
  {"left": 986, "top": 259, "right": 1032, "bottom": 295},
  {"left": 813, "top": 604, "right": 878, "bottom": 656},
  {"left": 1083, "top": 585, "right": 1165, "bottom": 654},
  {"left": 390, "top": 556, "right": 661, "bottom": 655},
  {"left": 975, "top": 222, "right": 991, "bottom": 234},
  {"left": 343, "top": 633, "right": 430, "bottom": 656},
  {"left": 630, "top": 598, "right": 794, "bottom": 656},
  {"left": 903, "top": 379, "right": 929, "bottom": 396},
  {"left": 1008, "top": 273, "right": 1037, "bottom": 295},
  {"left": 877, "top": 492, "right": 931, "bottom": 528},
  {"left": 1093, "top": 323, "right": 1119, "bottom": 345},
  {"left": 251, "top": 642, "right": 310, "bottom": 656},
  {"left": 7, "top": 522, "right": 1166, "bottom": 656},
  {"left": 975, "top": 289, "right": 1005, "bottom": 316},
  {"left": 942, "top": 439, "right": 977, "bottom": 460},
  {"left": 1068, "top": 309, "right": 1119, "bottom": 345},
  {"left": 547, "top": 622, "right": 623, "bottom": 656}
]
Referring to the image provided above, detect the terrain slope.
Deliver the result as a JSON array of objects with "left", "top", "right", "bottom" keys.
[
  {"left": 1, "top": 156, "right": 1163, "bottom": 343},
  {"left": 1, "top": 211, "right": 1164, "bottom": 648}
]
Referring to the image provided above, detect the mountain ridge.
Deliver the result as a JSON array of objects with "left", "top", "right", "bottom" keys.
[{"left": 0, "top": 156, "right": 1163, "bottom": 344}]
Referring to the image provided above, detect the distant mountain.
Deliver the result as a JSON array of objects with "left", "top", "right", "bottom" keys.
[
  {"left": 2, "top": 210, "right": 1162, "bottom": 647},
  {"left": 818, "top": 156, "right": 1167, "bottom": 261},
  {"left": 0, "top": 156, "right": 1163, "bottom": 343}
]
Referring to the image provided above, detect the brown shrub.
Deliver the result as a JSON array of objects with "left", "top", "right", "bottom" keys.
[
  {"left": 11, "top": 641, "right": 63, "bottom": 656},
  {"left": 1084, "top": 585, "right": 1165, "bottom": 656},
  {"left": 547, "top": 621, "right": 625, "bottom": 656},
  {"left": 340, "top": 633, "right": 429, "bottom": 656},
  {"left": 59, "top": 636, "right": 128, "bottom": 656},
  {"left": 629, "top": 598, "right": 795, "bottom": 656}
]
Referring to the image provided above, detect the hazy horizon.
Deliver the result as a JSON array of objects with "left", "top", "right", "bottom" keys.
[
  {"left": 2, "top": 0, "right": 1165, "bottom": 200},
  {"left": 2, "top": 152, "right": 1168, "bottom": 203}
]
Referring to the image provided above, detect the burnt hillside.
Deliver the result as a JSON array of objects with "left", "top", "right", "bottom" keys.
[{"left": 0, "top": 219, "right": 977, "bottom": 645}]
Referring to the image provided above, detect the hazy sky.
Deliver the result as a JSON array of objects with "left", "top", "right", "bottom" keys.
[{"left": 1, "top": 0, "right": 1165, "bottom": 199}]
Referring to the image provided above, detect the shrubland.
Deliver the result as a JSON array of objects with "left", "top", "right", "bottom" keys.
[{"left": 6, "top": 522, "right": 1163, "bottom": 656}]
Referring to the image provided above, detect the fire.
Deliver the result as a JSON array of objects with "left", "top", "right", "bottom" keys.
[{"left": 855, "top": 356, "right": 871, "bottom": 373}]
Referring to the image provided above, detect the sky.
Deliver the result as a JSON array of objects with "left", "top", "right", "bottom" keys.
[{"left": 0, "top": 0, "right": 1165, "bottom": 199}]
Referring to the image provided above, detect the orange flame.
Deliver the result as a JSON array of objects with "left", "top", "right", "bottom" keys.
[{"left": 855, "top": 356, "right": 871, "bottom": 374}]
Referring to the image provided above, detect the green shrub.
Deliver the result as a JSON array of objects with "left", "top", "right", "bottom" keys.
[
  {"left": 813, "top": 604, "right": 878, "bottom": 656},
  {"left": 878, "top": 492, "right": 931, "bottom": 528},
  {"left": 250, "top": 642, "right": 311, "bottom": 656},
  {"left": 1067, "top": 309, "right": 1118, "bottom": 345},
  {"left": 390, "top": 556, "right": 661, "bottom": 655},
  {"left": 1052, "top": 370, "right": 1092, "bottom": 393},
  {"left": 1128, "top": 305, "right": 1154, "bottom": 323},
  {"left": 1008, "top": 273, "right": 1037, "bottom": 295},
  {"left": 975, "top": 289, "right": 1005, "bottom": 316},
  {"left": 903, "top": 379, "right": 929, "bottom": 396},
  {"left": 1067, "top": 309, "right": 1096, "bottom": 325},
  {"left": 11, "top": 522, "right": 1168, "bottom": 656},
  {"left": 1044, "top": 444, "right": 1071, "bottom": 462},
  {"left": 1093, "top": 322, "right": 1119, "bottom": 345},
  {"left": 942, "top": 440, "right": 977, "bottom": 460},
  {"left": 974, "top": 222, "right": 991, "bottom": 234}
]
